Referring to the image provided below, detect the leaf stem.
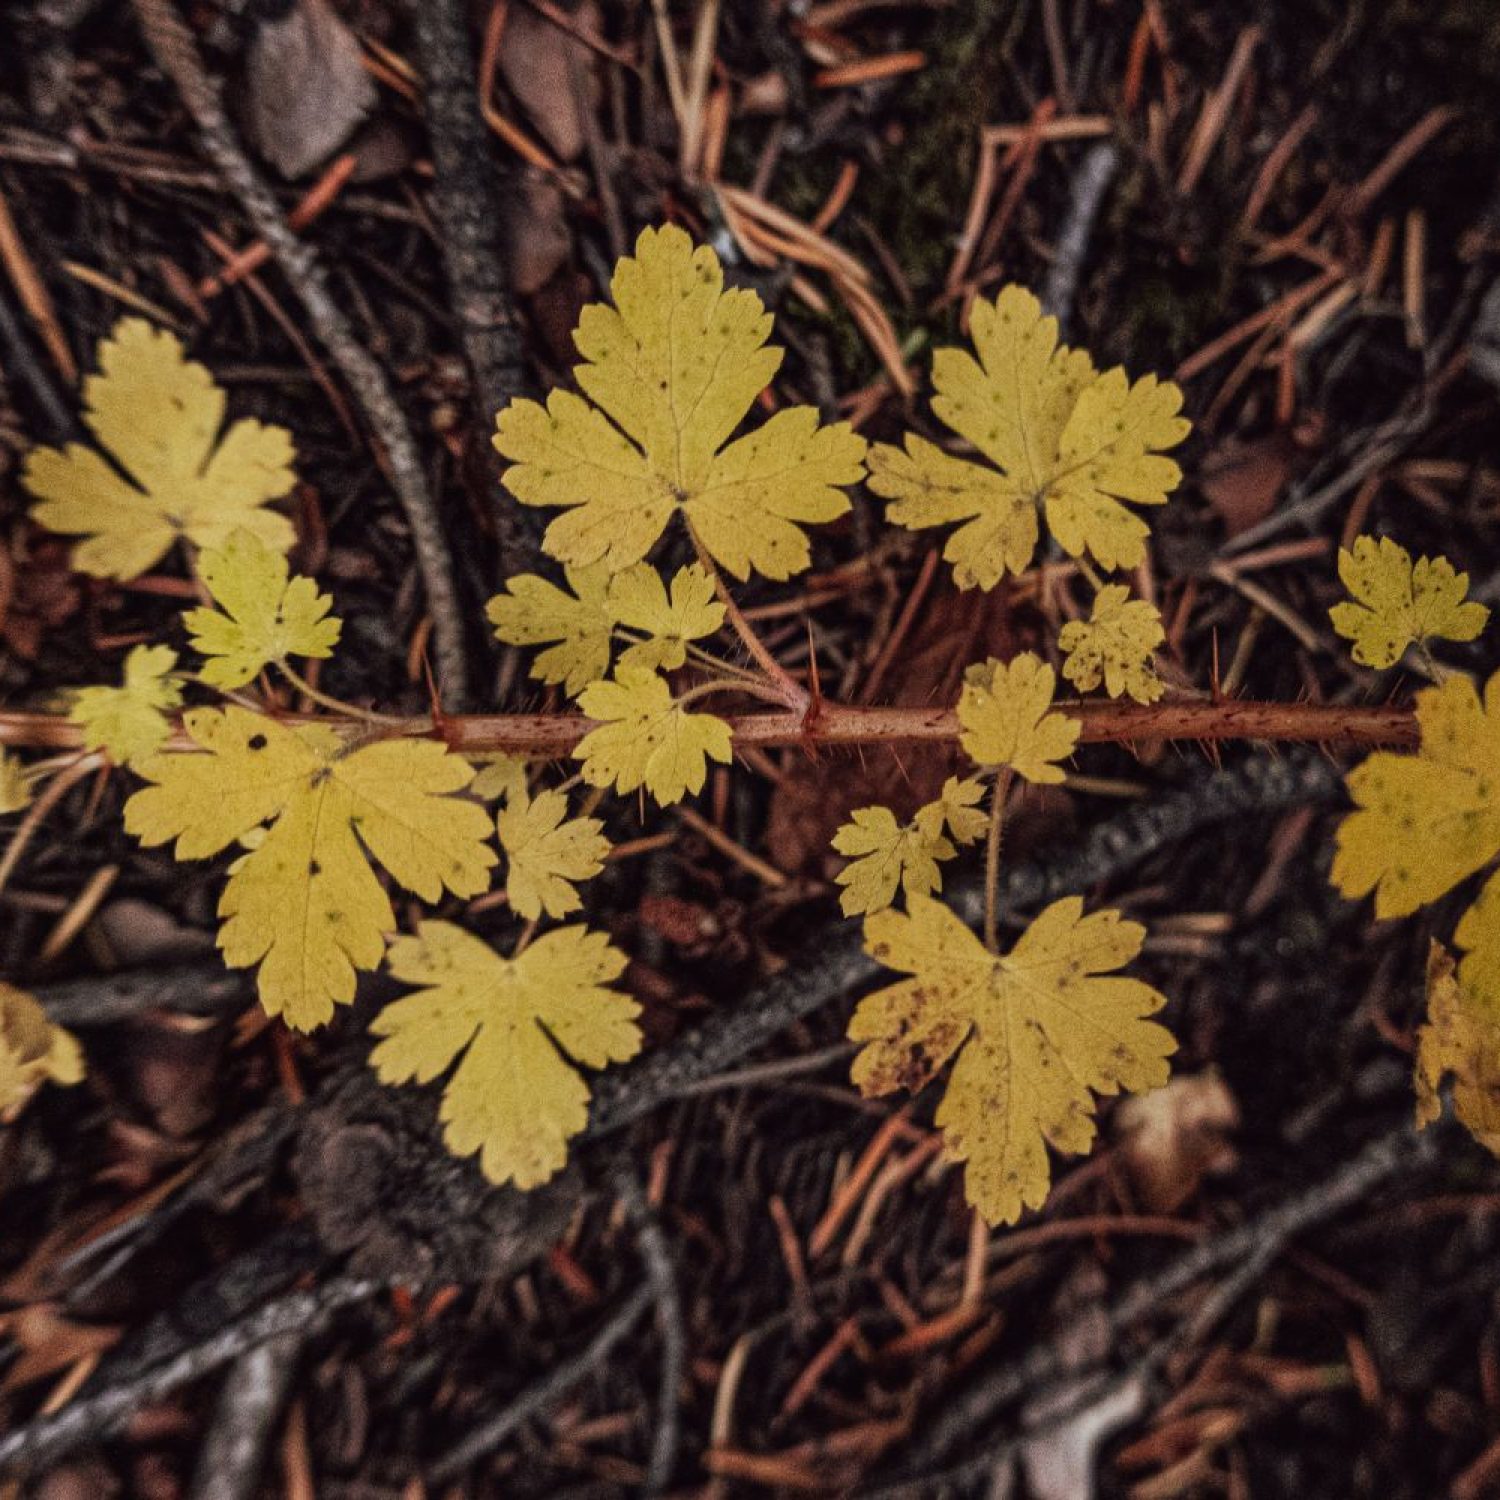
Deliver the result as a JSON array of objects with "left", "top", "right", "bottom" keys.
[
  {"left": 277, "top": 662, "right": 412, "bottom": 727},
  {"left": 673, "top": 678, "right": 792, "bottom": 710},
  {"left": 982, "top": 770, "right": 1014, "bottom": 954},
  {"left": 684, "top": 520, "right": 810, "bottom": 711}
]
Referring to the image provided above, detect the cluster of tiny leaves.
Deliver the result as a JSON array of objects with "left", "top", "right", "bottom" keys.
[{"left": 9, "top": 225, "right": 1497, "bottom": 1218}]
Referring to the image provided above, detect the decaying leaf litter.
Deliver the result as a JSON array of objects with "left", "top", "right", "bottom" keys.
[{"left": 3, "top": 2, "right": 1500, "bottom": 1496}]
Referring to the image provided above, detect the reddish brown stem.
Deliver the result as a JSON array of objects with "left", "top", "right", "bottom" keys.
[{"left": 0, "top": 700, "right": 1419, "bottom": 758}]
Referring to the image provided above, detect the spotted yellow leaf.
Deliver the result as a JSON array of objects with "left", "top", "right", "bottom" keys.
[
  {"left": 832, "top": 802, "right": 954, "bottom": 917},
  {"left": 494, "top": 224, "right": 866, "bottom": 580},
  {"left": 0, "top": 752, "right": 32, "bottom": 815},
  {"left": 185, "top": 529, "right": 341, "bottom": 689},
  {"left": 574, "top": 666, "right": 732, "bottom": 805},
  {"left": 497, "top": 787, "right": 610, "bottom": 920},
  {"left": 1332, "top": 670, "right": 1500, "bottom": 1012},
  {"left": 1330, "top": 535, "right": 1489, "bottom": 670},
  {"left": 370, "top": 920, "right": 640, "bottom": 1189},
  {"left": 610, "top": 562, "right": 725, "bottom": 672},
  {"left": 70, "top": 645, "right": 183, "bottom": 768},
  {"left": 486, "top": 563, "right": 614, "bottom": 697},
  {"left": 1059, "top": 584, "right": 1165, "bottom": 703},
  {"left": 123, "top": 707, "right": 496, "bottom": 1029},
  {"left": 958, "top": 652, "right": 1080, "bottom": 783},
  {"left": 871, "top": 286, "right": 1188, "bottom": 586},
  {"left": 0, "top": 982, "right": 84, "bottom": 1123},
  {"left": 24, "top": 319, "right": 296, "bottom": 580},
  {"left": 1416, "top": 944, "right": 1500, "bottom": 1154},
  {"left": 850, "top": 895, "right": 1175, "bottom": 1225}
]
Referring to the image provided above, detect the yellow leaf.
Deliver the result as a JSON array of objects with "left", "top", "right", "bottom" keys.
[
  {"left": 873, "top": 286, "right": 1188, "bottom": 586},
  {"left": 958, "top": 652, "right": 1080, "bottom": 783},
  {"left": 497, "top": 787, "right": 611, "bottom": 920},
  {"left": 936, "top": 775, "right": 989, "bottom": 845},
  {"left": 486, "top": 563, "right": 614, "bottom": 697},
  {"left": 850, "top": 895, "right": 1174, "bottom": 1225},
  {"left": 832, "top": 803, "right": 955, "bottom": 917},
  {"left": 1, "top": 982, "right": 83, "bottom": 1123},
  {"left": 868, "top": 437, "right": 1037, "bottom": 592},
  {"left": 1416, "top": 943, "right": 1500, "bottom": 1153},
  {"left": 469, "top": 754, "right": 530, "bottom": 804},
  {"left": 610, "top": 562, "right": 726, "bottom": 673},
  {"left": 1330, "top": 535, "right": 1489, "bottom": 669},
  {"left": 1058, "top": 584, "right": 1165, "bottom": 703},
  {"left": 123, "top": 708, "right": 496, "bottom": 1029},
  {"left": 23, "top": 319, "right": 296, "bottom": 580},
  {"left": 493, "top": 224, "right": 866, "bottom": 580},
  {"left": 0, "top": 752, "right": 32, "bottom": 815},
  {"left": 574, "top": 666, "right": 733, "bottom": 805},
  {"left": 185, "top": 529, "right": 341, "bottom": 689},
  {"left": 1332, "top": 670, "right": 1500, "bottom": 1011},
  {"left": 370, "top": 920, "right": 640, "bottom": 1189},
  {"left": 70, "top": 645, "right": 183, "bottom": 768}
]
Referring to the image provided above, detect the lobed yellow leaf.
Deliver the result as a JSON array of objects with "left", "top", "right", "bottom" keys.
[
  {"left": 832, "top": 803, "right": 954, "bottom": 917},
  {"left": 186, "top": 529, "right": 341, "bottom": 689},
  {"left": 871, "top": 286, "right": 1188, "bottom": 587},
  {"left": 123, "top": 708, "right": 496, "bottom": 1030},
  {"left": 958, "top": 652, "right": 1080, "bottom": 783},
  {"left": 574, "top": 666, "right": 733, "bottom": 805},
  {"left": 610, "top": 562, "right": 726, "bottom": 673},
  {"left": 1416, "top": 944, "right": 1500, "bottom": 1154},
  {"left": 0, "top": 982, "right": 83, "bottom": 1123},
  {"left": 486, "top": 563, "right": 614, "bottom": 697},
  {"left": 494, "top": 224, "right": 866, "bottom": 580},
  {"left": 1058, "top": 584, "right": 1166, "bottom": 704},
  {"left": 370, "top": 920, "right": 640, "bottom": 1189},
  {"left": 24, "top": 319, "right": 295, "bottom": 580},
  {"left": 850, "top": 895, "right": 1175, "bottom": 1225},
  {"left": 496, "top": 787, "right": 610, "bottom": 920},
  {"left": 69, "top": 644, "right": 183, "bottom": 768},
  {"left": 1330, "top": 535, "right": 1489, "bottom": 670},
  {"left": 1332, "top": 670, "right": 1500, "bottom": 1011},
  {"left": 937, "top": 775, "right": 990, "bottom": 845}
]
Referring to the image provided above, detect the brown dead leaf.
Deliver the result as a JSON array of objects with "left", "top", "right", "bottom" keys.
[
  {"left": 499, "top": 1, "right": 600, "bottom": 163},
  {"left": 246, "top": 0, "right": 377, "bottom": 179},
  {"left": 1198, "top": 434, "right": 1295, "bottom": 538},
  {"left": 504, "top": 172, "right": 571, "bottom": 295},
  {"left": 0, "top": 1303, "right": 120, "bottom": 1391},
  {"left": 1114, "top": 1072, "right": 1240, "bottom": 1213}
]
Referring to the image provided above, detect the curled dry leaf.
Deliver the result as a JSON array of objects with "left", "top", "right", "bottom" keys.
[{"left": 1114, "top": 1071, "right": 1240, "bottom": 1212}]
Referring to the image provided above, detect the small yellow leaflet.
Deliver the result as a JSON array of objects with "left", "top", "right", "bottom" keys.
[
  {"left": 370, "top": 920, "right": 640, "bottom": 1189},
  {"left": 1, "top": 982, "right": 83, "bottom": 1123},
  {"left": 850, "top": 895, "right": 1175, "bottom": 1225},
  {"left": 24, "top": 319, "right": 296, "bottom": 580},
  {"left": 937, "top": 775, "right": 989, "bottom": 845},
  {"left": 574, "top": 666, "right": 733, "bottom": 805},
  {"left": 1330, "top": 535, "right": 1488, "bottom": 669},
  {"left": 610, "top": 562, "right": 726, "bottom": 672},
  {"left": 832, "top": 803, "right": 954, "bottom": 917},
  {"left": 497, "top": 787, "right": 610, "bottom": 920},
  {"left": 494, "top": 224, "right": 866, "bottom": 580},
  {"left": 487, "top": 562, "right": 614, "bottom": 697},
  {"left": 70, "top": 644, "right": 183, "bottom": 768},
  {"left": 468, "top": 753, "right": 530, "bottom": 804},
  {"left": 124, "top": 708, "right": 496, "bottom": 1030},
  {"left": 1417, "top": 944, "right": 1500, "bottom": 1155},
  {"left": 0, "top": 752, "right": 32, "bottom": 814},
  {"left": 1332, "top": 670, "right": 1500, "bottom": 1012},
  {"left": 870, "top": 286, "right": 1188, "bottom": 587},
  {"left": 958, "top": 652, "right": 1080, "bottom": 783},
  {"left": 186, "top": 529, "right": 341, "bottom": 689},
  {"left": 1058, "top": 584, "right": 1165, "bottom": 703}
]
